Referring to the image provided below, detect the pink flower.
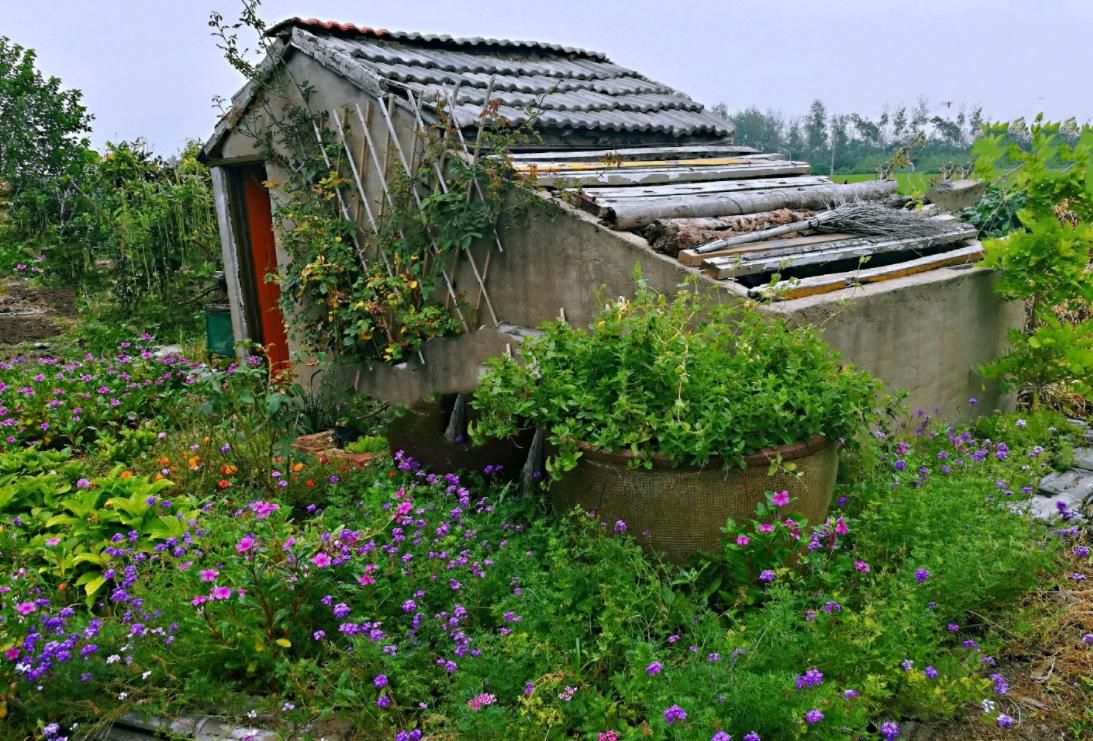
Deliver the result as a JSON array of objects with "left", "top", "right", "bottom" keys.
[
  {"left": 358, "top": 573, "right": 376, "bottom": 586},
  {"left": 771, "top": 490, "right": 790, "bottom": 507},
  {"left": 758, "top": 523, "right": 775, "bottom": 534},
  {"left": 395, "top": 501, "right": 414, "bottom": 517},
  {"left": 854, "top": 560, "right": 871, "bottom": 573},
  {"left": 199, "top": 569, "right": 219, "bottom": 582},
  {"left": 466, "top": 692, "right": 497, "bottom": 711},
  {"left": 598, "top": 732, "right": 620, "bottom": 741},
  {"left": 736, "top": 535, "right": 750, "bottom": 546},
  {"left": 45, "top": 537, "right": 60, "bottom": 546},
  {"left": 235, "top": 535, "right": 255, "bottom": 553},
  {"left": 210, "top": 586, "right": 232, "bottom": 600},
  {"left": 191, "top": 595, "right": 208, "bottom": 606},
  {"left": 311, "top": 552, "right": 332, "bottom": 568},
  {"left": 14, "top": 602, "right": 36, "bottom": 616},
  {"left": 834, "top": 517, "right": 849, "bottom": 536}
]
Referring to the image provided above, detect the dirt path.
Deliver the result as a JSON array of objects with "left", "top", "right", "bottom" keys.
[{"left": 0, "top": 277, "right": 77, "bottom": 345}]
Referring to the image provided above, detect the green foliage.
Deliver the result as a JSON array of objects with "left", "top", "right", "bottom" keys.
[
  {"left": 210, "top": 5, "right": 527, "bottom": 366},
  {"left": 0, "top": 36, "right": 91, "bottom": 192},
  {"left": 344, "top": 434, "right": 388, "bottom": 454},
  {"left": 714, "top": 96, "right": 982, "bottom": 175},
  {"left": 472, "top": 277, "right": 881, "bottom": 473},
  {"left": 973, "top": 117, "right": 1093, "bottom": 407}
]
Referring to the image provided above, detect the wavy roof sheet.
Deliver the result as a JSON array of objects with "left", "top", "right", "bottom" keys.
[{"left": 267, "top": 18, "right": 733, "bottom": 145}]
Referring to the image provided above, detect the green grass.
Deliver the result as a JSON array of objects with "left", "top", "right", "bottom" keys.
[{"left": 830, "top": 171, "right": 937, "bottom": 196}]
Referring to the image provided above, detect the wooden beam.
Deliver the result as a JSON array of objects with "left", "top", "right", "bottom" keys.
[
  {"left": 677, "top": 233, "right": 854, "bottom": 267},
  {"left": 703, "top": 227, "right": 977, "bottom": 279},
  {"left": 607, "top": 180, "right": 899, "bottom": 230},
  {"left": 748, "top": 244, "right": 985, "bottom": 300},
  {"left": 504, "top": 144, "right": 761, "bottom": 162},
  {"left": 575, "top": 175, "right": 831, "bottom": 201},
  {"left": 520, "top": 161, "right": 812, "bottom": 188}
]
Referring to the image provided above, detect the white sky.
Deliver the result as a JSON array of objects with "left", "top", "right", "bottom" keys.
[{"left": 6, "top": 0, "right": 1093, "bottom": 153}]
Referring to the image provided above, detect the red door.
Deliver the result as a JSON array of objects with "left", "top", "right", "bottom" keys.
[{"left": 240, "top": 165, "right": 290, "bottom": 372}]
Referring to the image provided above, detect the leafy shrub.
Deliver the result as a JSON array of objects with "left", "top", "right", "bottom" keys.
[{"left": 472, "top": 277, "right": 881, "bottom": 473}]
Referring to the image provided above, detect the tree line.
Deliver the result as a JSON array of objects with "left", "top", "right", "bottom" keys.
[{"left": 712, "top": 98, "right": 985, "bottom": 176}]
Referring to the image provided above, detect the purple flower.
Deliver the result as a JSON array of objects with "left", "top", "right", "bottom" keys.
[
  {"left": 914, "top": 568, "right": 930, "bottom": 583},
  {"left": 996, "top": 713, "right": 1014, "bottom": 728},
  {"left": 743, "top": 734, "right": 761, "bottom": 741},
  {"left": 879, "top": 720, "right": 900, "bottom": 739},
  {"left": 646, "top": 661, "right": 663, "bottom": 676},
  {"left": 376, "top": 694, "right": 390, "bottom": 709},
  {"left": 843, "top": 689, "right": 859, "bottom": 699},
  {"left": 924, "top": 666, "right": 938, "bottom": 679},
  {"left": 663, "top": 705, "right": 687, "bottom": 725},
  {"left": 990, "top": 672, "right": 1009, "bottom": 696},
  {"left": 711, "top": 733, "right": 731, "bottom": 741},
  {"left": 614, "top": 520, "right": 627, "bottom": 533},
  {"left": 374, "top": 674, "right": 389, "bottom": 688},
  {"left": 758, "top": 569, "right": 776, "bottom": 583},
  {"left": 795, "top": 667, "right": 824, "bottom": 689},
  {"left": 804, "top": 709, "right": 824, "bottom": 725},
  {"left": 900, "top": 659, "right": 914, "bottom": 671}
]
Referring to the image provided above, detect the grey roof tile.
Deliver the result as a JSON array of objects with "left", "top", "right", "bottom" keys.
[{"left": 277, "top": 21, "right": 732, "bottom": 143}]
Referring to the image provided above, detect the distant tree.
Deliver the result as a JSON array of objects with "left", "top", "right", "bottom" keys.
[
  {"left": 804, "top": 99, "right": 829, "bottom": 163},
  {"left": 0, "top": 36, "right": 92, "bottom": 193},
  {"left": 784, "top": 118, "right": 805, "bottom": 160},
  {"left": 891, "top": 105, "right": 908, "bottom": 141},
  {"left": 720, "top": 106, "right": 785, "bottom": 153}
]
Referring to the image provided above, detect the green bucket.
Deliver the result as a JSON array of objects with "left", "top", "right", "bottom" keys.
[{"left": 204, "top": 304, "right": 235, "bottom": 357}]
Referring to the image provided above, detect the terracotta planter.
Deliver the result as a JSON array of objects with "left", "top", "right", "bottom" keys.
[
  {"left": 550, "top": 436, "right": 838, "bottom": 563},
  {"left": 386, "top": 398, "right": 533, "bottom": 480}
]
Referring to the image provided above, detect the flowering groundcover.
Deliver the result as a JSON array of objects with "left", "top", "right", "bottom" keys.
[{"left": 0, "top": 348, "right": 1089, "bottom": 740}]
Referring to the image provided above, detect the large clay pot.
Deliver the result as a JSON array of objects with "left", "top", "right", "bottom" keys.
[
  {"left": 386, "top": 397, "right": 533, "bottom": 480},
  {"left": 550, "top": 436, "right": 838, "bottom": 563}
]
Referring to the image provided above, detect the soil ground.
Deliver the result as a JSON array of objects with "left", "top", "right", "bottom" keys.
[{"left": 0, "top": 278, "right": 77, "bottom": 346}]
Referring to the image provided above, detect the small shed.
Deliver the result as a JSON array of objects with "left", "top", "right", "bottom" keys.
[{"left": 201, "top": 18, "right": 1019, "bottom": 418}]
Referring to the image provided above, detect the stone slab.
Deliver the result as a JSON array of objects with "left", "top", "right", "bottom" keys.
[
  {"left": 1071, "top": 447, "right": 1093, "bottom": 471},
  {"left": 1038, "top": 469, "right": 1093, "bottom": 500}
]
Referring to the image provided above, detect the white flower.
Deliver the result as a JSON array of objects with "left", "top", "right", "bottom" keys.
[
  {"left": 118, "top": 692, "right": 128, "bottom": 700},
  {"left": 246, "top": 710, "right": 257, "bottom": 719},
  {"left": 106, "top": 654, "right": 120, "bottom": 664},
  {"left": 141, "top": 670, "right": 152, "bottom": 680},
  {"left": 981, "top": 699, "right": 996, "bottom": 713}
]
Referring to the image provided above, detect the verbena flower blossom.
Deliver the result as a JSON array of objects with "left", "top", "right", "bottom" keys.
[
  {"left": 795, "top": 667, "right": 823, "bottom": 689},
  {"left": 924, "top": 666, "right": 939, "bottom": 679},
  {"left": 996, "top": 713, "right": 1014, "bottom": 728},
  {"left": 663, "top": 705, "right": 687, "bottom": 725},
  {"left": 804, "top": 709, "right": 823, "bottom": 724},
  {"left": 646, "top": 661, "right": 663, "bottom": 676},
  {"left": 466, "top": 692, "right": 496, "bottom": 711},
  {"left": 879, "top": 720, "right": 900, "bottom": 739},
  {"left": 914, "top": 568, "right": 931, "bottom": 583},
  {"left": 758, "top": 570, "right": 776, "bottom": 583}
]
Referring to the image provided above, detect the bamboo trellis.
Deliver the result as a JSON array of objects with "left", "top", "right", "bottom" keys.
[{"left": 323, "top": 81, "right": 507, "bottom": 339}]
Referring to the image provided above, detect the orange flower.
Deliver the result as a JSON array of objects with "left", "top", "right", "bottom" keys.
[
  {"left": 153, "top": 474, "right": 165, "bottom": 481},
  {"left": 218, "top": 479, "right": 230, "bottom": 489},
  {"left": 156, "top": 456, "right": 170, "bottom": 466},
  {"left": 57, "top": 583, "right": 67, "bottom": 592},
  {"left": 220, "top": 464, "right": 238, "bottom": 475},
  {"left": 120, "top": 470, "right": 133, "bottom": 479},
  {"left": 291, "top": 462, "right": 305, "bottom": 472},
  {"left": 305, "top": 479, "right": 316, "bottom": 489},
  {"left": 188, "top": 456, "right": 201, "bottom": 471}
]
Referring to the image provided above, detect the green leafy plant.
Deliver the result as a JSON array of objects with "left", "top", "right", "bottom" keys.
[
  {"left": 973, "top": 116, "right": 1093, "bottom": 408},
  {"left": 471, "top": 275, "right": 881, "bottom": 474}
]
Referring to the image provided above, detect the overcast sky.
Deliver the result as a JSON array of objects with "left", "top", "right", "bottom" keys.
[{"left": 6, "top": 0, "right": 1093, "bottom": 153}]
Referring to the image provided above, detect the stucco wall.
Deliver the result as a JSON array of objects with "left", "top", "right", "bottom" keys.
[
  {"left": 769, "top": 265, "right": 1021, "bottom": 421},
  {"left": 208, "top": 58, "right": 1020, "bottom": 422}
]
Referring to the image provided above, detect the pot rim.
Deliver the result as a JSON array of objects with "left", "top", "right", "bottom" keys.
[{"left": 576, "top": 435, "right": 831, "bottom": 471}]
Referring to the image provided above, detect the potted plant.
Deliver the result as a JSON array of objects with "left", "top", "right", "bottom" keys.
[{"left": 471, "top": 278, "right": 880, "bottom": 562}]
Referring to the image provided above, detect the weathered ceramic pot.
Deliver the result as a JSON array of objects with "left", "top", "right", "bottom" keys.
[{"left": 550, "top": 436, "right": 838, "bottom": 563}]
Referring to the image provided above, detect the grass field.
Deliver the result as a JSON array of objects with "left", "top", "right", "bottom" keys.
[{"left": 830, "top": 171, "right": 936, "bottom": 196}]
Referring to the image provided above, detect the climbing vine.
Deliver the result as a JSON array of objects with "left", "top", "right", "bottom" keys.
[{"left": 210, "top": 2, "right": 534, "bottom": 365}]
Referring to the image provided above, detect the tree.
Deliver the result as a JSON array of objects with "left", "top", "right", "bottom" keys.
[
  {"left": 722, "top": 106, "right": 785, "bottom": 153},
  {"left": 0, "top": 36, "right": 92, "bottom": 192},
  {"left": 804, "top": 99, "right": 828, "bottom": 164}
]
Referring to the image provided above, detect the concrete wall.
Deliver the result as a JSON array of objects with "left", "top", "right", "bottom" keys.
[
  {"left": 207, "top": 54, "right": 1021, "bottom": 422},
  {"left": 769, "top": 265, "right": 1021, "bottom": 421}
]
